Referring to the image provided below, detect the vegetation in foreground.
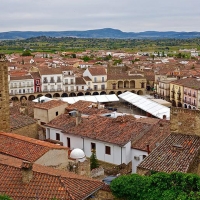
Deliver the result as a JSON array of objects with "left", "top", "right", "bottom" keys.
[{"left": 110, "top": 172, "right": 200, "bottom": 200}]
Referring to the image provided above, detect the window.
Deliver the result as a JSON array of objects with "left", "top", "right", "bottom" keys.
[
  {"left": 91, "top": 142, "right": 96, "bottom": 151},
  {"left": 56, "top": 111, "right": 58, "bottom": 116},
  {"left": 102, "top": 77, "right": 104, "bottom": 82},
  {"left": 141, "top": 82, "right": 145, "bottom": 88},
  {"left": 82, "top": 86, "right": 84, "bottom": 90},
  {"left": 105, "top": 146, "right": 111, "bottom": 155},
  {"left": 94, "top": 77, "right": 97, "bottom": 83},
  {"left": 56, "top": 133, "right": 60, "bottom": 141},
  {"left": 67, "top": 137, "right": 71, "bottom": 148},
  {"left": 101, "top": 85, "right": 105, "bottom": 90},
  {"left": 70, "top": 79, "right": 74, "bottom": 84},
  {"left": 94, "top": 85, "right": 98, "bottom": 90}
]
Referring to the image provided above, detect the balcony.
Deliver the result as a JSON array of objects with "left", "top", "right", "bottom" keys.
[
  {"left": 50, "top": 79, "right": 55, "bottom": 83},
  {"left": 193, "top": 94, "right": 196, "bottom": 98},
  {"left": 57, "top": 79, "right": 61, "bottom": 83},
  {"left": 184, "top": 91, "right": 187, "bottom": 95},
  {"left": 43, "top": 80, "right": 48, "bottom": 84},
  {"left": 188, "top": 92, "right": 191, "bottom": 96}
]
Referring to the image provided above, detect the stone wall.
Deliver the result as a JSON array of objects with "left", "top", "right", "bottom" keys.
[
  {"left": 0, "top": 55, "right": 10, "bottom": 132},
  {"left": 12, "top": 123, "right": 39, "bottom": 139},
  {"left": 89, "top": 190, "right": 115, "bottom": 200},
  {"left": 170, "top": 107, "right": 200, "bottom": 136}
]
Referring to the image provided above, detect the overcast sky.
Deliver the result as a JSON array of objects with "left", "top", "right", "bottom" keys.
[{"left": 1, "top": 0, "right": 200, "bottom": 32}]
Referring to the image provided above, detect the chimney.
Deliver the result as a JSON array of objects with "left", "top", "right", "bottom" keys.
[
  {"left": 21, "top": 161, "right": 33, "bottom": 183},
  {"left": 76, "top": 111, "right": 82, "bottom": 126},
  {"left": 146, "top": 144, "right": 150, "bottom": 154}
]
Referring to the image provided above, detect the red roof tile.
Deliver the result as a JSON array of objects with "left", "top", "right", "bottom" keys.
[
  {"left": 0, "top": 132, "right": 67, "bottom": 162},
  {"left": 0, "top": 154, "right": 103, "bottom": 200},
  {"left": 138, "top": 133, "right": 200, "bottom": 173},
  {"left": 34, "top": 100, "right": 68, "bottom": 110}
]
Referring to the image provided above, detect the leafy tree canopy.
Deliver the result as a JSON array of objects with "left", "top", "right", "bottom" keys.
[
  {"left": 110, "top": 172, "right": 200, "bottom": 200},
  {"left": 0, "top": 194, "right": 12, "bottom": 200}
]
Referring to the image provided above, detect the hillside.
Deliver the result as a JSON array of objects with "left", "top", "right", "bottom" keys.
[{"left": 1, "top": 28, "right": 200, "bottom": 40}]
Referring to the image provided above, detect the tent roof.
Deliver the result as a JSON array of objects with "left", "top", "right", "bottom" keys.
[
  {"left": 118, "top": 92, "right": 170, "bottom": 120},
  {"left": 61, "top": 94, "right": 119, "bottom": 104}
]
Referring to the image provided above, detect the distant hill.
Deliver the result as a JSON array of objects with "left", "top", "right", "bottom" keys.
[{"left": 1, "top": 28, "right": 200, "bottom": 40}]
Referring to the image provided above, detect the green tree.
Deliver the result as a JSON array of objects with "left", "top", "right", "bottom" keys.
[
  {"left": 21, "top": 50, "right": 32, "bottom": 56},
  {"left": 82, "top": 56, "right": 90, "bottom": 62},
  {"left": 90, "top": 150, "right": 99, "bottom": 170},
  {"left": 110, "top": 172, "right": 200, "bottom": 200},
  {"left": 0, "top": 194, "right": 12, "bottom": 200}
]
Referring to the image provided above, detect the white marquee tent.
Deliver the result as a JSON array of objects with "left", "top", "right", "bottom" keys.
[
  {"left": 61, "top": 94, "right": 119, "bottom": 104},
  {"left": 118, "top": 92, "right": 170, "bottom": 120}
]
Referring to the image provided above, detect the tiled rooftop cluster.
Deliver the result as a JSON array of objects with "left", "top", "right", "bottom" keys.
[
  {"left": 0, "top": 132, "right": 67, "bottom": 162},
  {"left": 34, "top": 100, "right": 68, "bottom": 110},
  {"left": 138, "top": 133, "right": 200, "bottom": 173},
  {"left": 0, "top": 154, "right": 104, "bottom": 200}
]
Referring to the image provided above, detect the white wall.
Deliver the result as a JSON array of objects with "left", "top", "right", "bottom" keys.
[
  {"left": 131, "top": 149, "right": 148, "bottom": 173},
  {"left": 47, "top": 127, "right": 129, "bottom": 165}
]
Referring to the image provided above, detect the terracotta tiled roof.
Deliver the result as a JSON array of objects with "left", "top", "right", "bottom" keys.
[
  {"left": 46, "top": 114, "right": 151, "bottom": 146},
  {"left": 10, "top": 74, "right": 33, "bottom": 80},
  {"left": 0, "top": 132, "right": 67, "bottom": 162},
  {"left": 107, "top": 73, "right": 144, "bottom": 80},
  {"left": 10, "top": 101, "right": 36, "bottom": 117},
  {"left": 34, "top": 100, "right": 68, "bottom": 110},
  {"left": 138, "top": 133, "right": 200, "bottom": 173},
  {"left": 39, "top": 66, "right": 63, "bottom": 75},
  {"left": 30, "top": 71, "right": 40, "bottom": 79},
  {"left": 75, "top": 77, "right": 86, "bottom": 85},
  {"left": 10, "top": 114, "right": 36, "bottom": 130},
  {"left": 88, "top": 67, "right": 107, "bottom": 76},
  {"left": 83, "top": 76, "right": 92, "bottom": 81},
  {"left": 132, "top": 119, "right": 170, "bottom": 152},
  {"left": 0, "top": 154, "right": 103, "bottom": 200},
  {"left": 171, "top": 77, "right": 200, "bottom": 89},
  {"left": 66, "top": 100, "right": 93, "bottom": 112}
]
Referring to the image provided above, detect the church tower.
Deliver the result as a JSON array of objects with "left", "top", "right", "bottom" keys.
[{"left": 0, "top": 54, "right": 10, "bottom": 132}]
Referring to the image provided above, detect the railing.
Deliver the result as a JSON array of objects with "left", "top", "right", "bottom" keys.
[
  {"left": 193, "top": 94, "right": 196, "bottom": 97},
  {"left": 188, "top": 92, "right": 191, "bottom": 96}
]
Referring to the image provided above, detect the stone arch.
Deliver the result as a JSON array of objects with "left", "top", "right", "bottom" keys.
[
  {"left": 85, "top": 92, "right": 91, "bottom": 95},
  {"left": 61, "top": 93, "right": 68, "bottom": 97},
  {"left": 28, "top": 95, "right": 36, "bottom": 101},
  {"left": 117, "top": 91, "right": 122, "bottom": 96},
  {"left": 118, "top": 81, "right": 123, "bottom": 89},
  {"left": 171, "top": 100, "right": 176, "bottom": 107},
  {"left": 45, "top": 93, "right": 52, "bottom": 98},
  {"left": 20, "top": 96, "right": 27, "bottom": 101},
  {"left": 193, "top": 107, "right": 196, "bottom": 109},
  {"left": 184, "top": 104, "right": 187, "bottom": 108},
  {"left": 131, "top": 90, "right": 136, "bottom": 93},
  {"left": 130, "top": 80, "right": 135, "bottom": 88},
  {"left": 11, "top": 96, "right": 19, "bottom": 101},
  {"left": 188, "top": 105, "right": 191, "bottom": 109},
  {"left": 37, "top": 94, "right": 43, "bottom": 98},
  {"left": 100, "top": 91, "right": 106, "bottom": 95},
  {"left": 69, "top": 92, "right": 76, "bottom": 97},
  {"left": 137, "top": 90, "right": 143, "bottom": 95},
  {"left": 109, "top": 91, "right": 115, "bottom": 94},
  {"left": 124, "top": 80, "right": 129, "bottom": 88},
  {"left": 53, "top": 93, "right": 60, "bottom": 98},
  {"left": 93, "top": 92, "right": 99, "bottom": 95},
  {"left": 177, "top": 102, "right": 182, "bottom": 107},
  {"left": 77, "top": 92, "right": 84, "bottom": 96}
]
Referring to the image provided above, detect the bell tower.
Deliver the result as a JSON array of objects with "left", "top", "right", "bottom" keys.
[{"left": 0, "top": 54, "right": 10, "bottom": 132}]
